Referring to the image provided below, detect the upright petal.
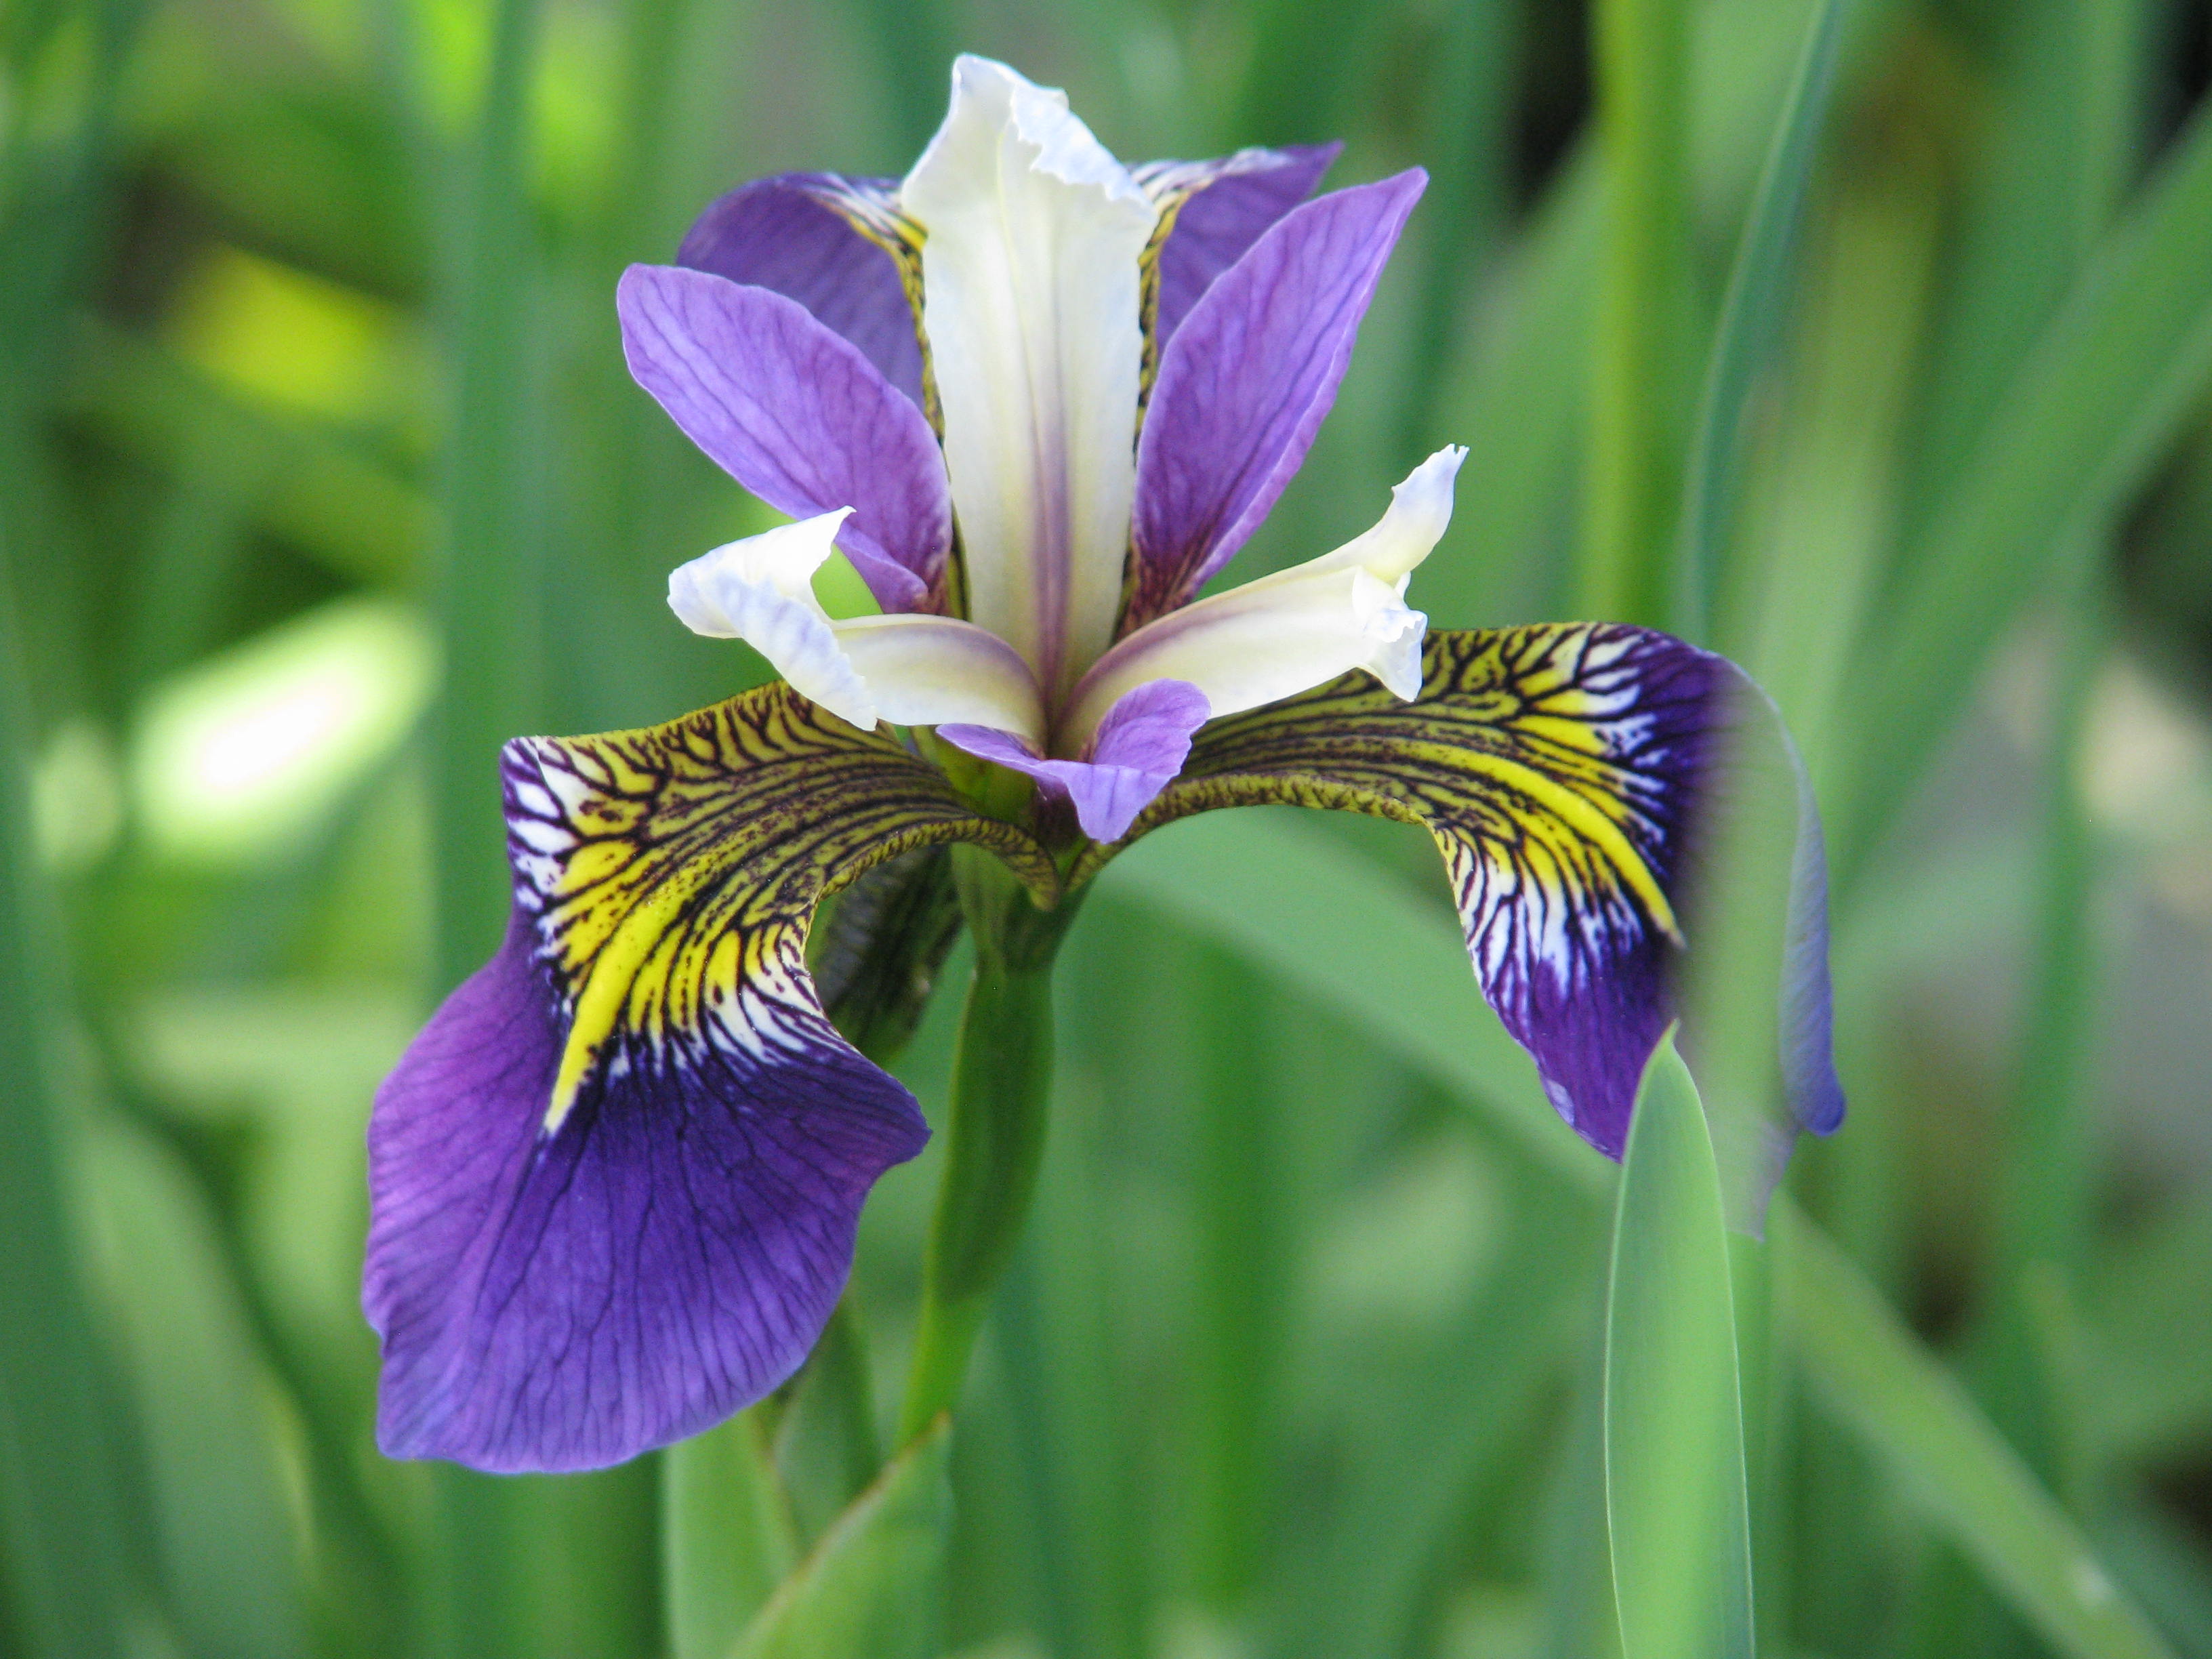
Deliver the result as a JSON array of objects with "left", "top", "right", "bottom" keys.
[
  {"left": 1126, "top": 171, "right": 1427, "bottom": 630},
  {"left": 1070, "top": 447, "right": 1463, "bottom": 745},
  {"left": 619, "top": 264, "right": 951, "bottom": 612},
  {"left": 939, "top": 678, "right": 1211, "bottom": 842},
  {"left": 1078, "top": 627, "right": 1843, "bottom": 1221},
  {"left": 899, "top": 56, "right": 1160, "bottom": 696},
  {"left": 1133, "top": 144, "right": 1341, "bottom": 351},
  {"left": 364, "top": 687, "right": 1057, "bottom": 1472},
  {"left": 678, "top": 173, "right": 926, "bottom": 407},
  {"left": 669, "top": 512, "right": 1047, "bottom": 740}
]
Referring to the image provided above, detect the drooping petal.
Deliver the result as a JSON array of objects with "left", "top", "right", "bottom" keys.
[
  {"left": 899, "top": 55, "right": 1160, "bottom": 697},
  {"left": 1069, "top": 447, "right": 1464, "bottom": 746},
  {"left": 677, "top": 173, "right": 926, "bottom": 407},
  {"left": 1132, "top": 144, "right": 1342, "bottom": 352},
  {"left": 939, "top": 678, "right": 1211, "bottom": 842},
  {"left": 1079, "top": 626, "right": 1843, "bottom": 1219},
  {"left": 1126, "top": 171, "right": 1428, "bottom": 630},
  {"left": 669, "top": 512, "right": 1047, "bottom": 740},
  {"left": 364, "top": 687, "right": 1057, "bottom": 1473},
  {"left": 619, "top": 264, "right": 950, "bottom": 612}
]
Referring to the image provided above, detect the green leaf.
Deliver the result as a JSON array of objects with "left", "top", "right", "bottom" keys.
[
  {"left": 1676, "top": 0, "right": 1851, "bottom": 636},
  {"left": 1773, "top": 1201, "right": 2175, "bottom": 1659},
  {"left": 1397, "top": 0, "right": 1517, "bottom": 465},
  {"left": 1603, "top": 1032, "right": 1754, "bottom": 1659},
  {"left": 1116, "top": 811, "right": 2172, "bottom": 1655},
  {"left": 734, "top": 1416, "right": 952, "bottom": 1659},
  {"left": 1582, "top": 0, "right": 1696, "bottom": 627},
  {"left": 775, "top": 1299, "right": 886, "bottom": 1546},
  {"left": 79, "top": 1117, "right": 310, "bottom": 1659},
  {"left": 1419, "top": 148, "right": 1599, "bottom": 630},
  {"left": 1275, "top": 1193, "right": 1598, "bottom": 1659},
  {"left": 1835, "top": 96, "right": 2212, "bottom": 877},
  {"left": 0, "top": 546, "right": 136, "bottom": 1659},
  {"left": 430, "top": 0, "right": 548, "bottom": 994},
  {"left": 662, "top": 1408, "right": 799, "bottom": 1659},
  {"left": 1102, "top": 808, "right": 1574, "bottom": 1187}
]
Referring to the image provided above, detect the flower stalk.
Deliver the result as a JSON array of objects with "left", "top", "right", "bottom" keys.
[{"left": 898, "top": 845, "right": 1080, "bottom": 1442}]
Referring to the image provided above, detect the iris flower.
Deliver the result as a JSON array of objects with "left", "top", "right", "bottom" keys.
[{"left": 365, "top": 57, "right": 1843, "bottom": 1473}]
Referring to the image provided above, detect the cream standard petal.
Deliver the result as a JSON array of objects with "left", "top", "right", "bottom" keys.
[
  {"left": 1063, "top": 447, "right": 1466, "bottom": 745},
  {"left": 900, "top": 56, "right": 1159, "bottom": 701},
  {"left": 670, "top": 510, "right": 1046, "bottom": 741}
]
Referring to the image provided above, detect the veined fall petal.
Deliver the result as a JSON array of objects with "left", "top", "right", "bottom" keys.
[
  {"left": 1066, "top": 446, "right": 1465, "bottom": 745},
  {"left": 670, "top": 510, "right": 1047, "bottom": 741},
  {"left": 1080, "top": 625, "right": 1845, "bottom": 1211},
  {"left": 365, "top": 688, "right": 1057, "bottom": 1472},
  {"left": 899, "top": 56, "right": 1160, "bottom": 695}
]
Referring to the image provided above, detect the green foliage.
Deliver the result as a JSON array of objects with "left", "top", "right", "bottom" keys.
[
  {"left": 1604, "top": 1033, "right": 1754, "bottom": 1659},
  {"left": 1775, "top": 1203, "right": 2175, "bottom": 1659},
  {"left": 663, "top": 1408, "right": 798, "bottom": 1659},
  {"left": 6, "top": 0, "right": 2212, "bottom": 1653},
  {"left": 733, "top": 1418, "right": 952, "bottom": 1659}
]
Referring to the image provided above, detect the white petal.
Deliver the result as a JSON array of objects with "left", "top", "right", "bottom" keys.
[
  {"left": 668, "top": 509, "right": 1046, "bottom": 739},
  {"left": 1289, "top": 444, "right": 1467, "bottom": 583},
  {"left": 668, "top": 508, "right": 852, "bottom": 632},
  {"left": 900, "top": 56, "right": 1159, "bottom": 700},
  {"left": 668, "top": 512, "right": 876, "bottom": 727},
  {"left": 832, "top": 615, "right": 1047, "bottom": 741},
  {"left": 1062, "top": 448, "right": 1465, "bottom": 744}
]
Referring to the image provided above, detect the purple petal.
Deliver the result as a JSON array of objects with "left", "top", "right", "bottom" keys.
[
  {"left": 363, "top": 914, "right": 926, "bottom": 1473},
  {"left": 619, "top": 264, "right": 949, "bottom": 612},
  {"left": 1141, "top": 144, "right": 1342, "bottom": 348},
  {"left": 363, "top": 686, "right": 1063, "bottom": 1473},
  {"left": 939, "top": 679, "right": 1211, "bottom": 843},
  {"left": 1128, "top": 171, "right": 1427, "bottom": 630},
  {"left": 1100, "top": 626, "right": 1843, "bottom": 1227},
  {"left": 678, "top": 173, "right": 924, "bottom": 407}
]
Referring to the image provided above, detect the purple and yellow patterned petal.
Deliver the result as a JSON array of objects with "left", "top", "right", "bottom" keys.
[
  {"left": 938, "top": 678, "right": 1212, "bottom": 843},
  {"left": 618, "top": 264, "right": 950, "bottom": 613},
  {"left": 363, "top": 687, "right": 1057, "bottom": 1473},
  {"left": 1125, "top": 171, "right": 1427, "bottom": 632},
  {"left": 1084, "top": 626, "right": 1842, "bottom": 1212},
  {"left": 678, "top": 172, "right": 927, "bottom": 409},
  {"left": 1132, "top": 144, "right": 1341, "bottom": 357}
]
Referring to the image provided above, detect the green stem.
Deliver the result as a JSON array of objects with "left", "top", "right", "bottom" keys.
[
  {"left": 1990, "top": 572, "right": 2110, "bottom": 1299},
  {"left": 1581, "top": 0, "right": 1694, "bottom": 626},
  {"left": 1397, "top": 0, "right": 1517, "bottom": 470},
  {"left": 897, "top": 847, "right": 1077, "bottom": 1443},
  {"left": 432, "top": 0, "right": 545, "bottom": 996},
  {"left": 0, "top": 478, "right": 136, "bottom": 1659}
]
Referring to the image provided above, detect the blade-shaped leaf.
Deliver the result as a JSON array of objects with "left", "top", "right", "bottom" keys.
[
  {"left": 1773, "top": 1201, "right": 2175, "bottom": 1659},
  {"left": 662, "top": 1409, "right": 798, "bottom": 1659},
  {"left": 1111, "top": 810, "right": 2171, "bottom": 1655},
  {"left": 0, "top": 561, "right": 136, "bottom": 1659},
  {"left": 1604, "top": 1032, "right": 1754, "bottom": 1659},
  {"left": 1834, "top": 98, "right": 2212, "bottom": 878},
  {"left": 1582, "top": 0, "right": 1697, "bottom": 628},
  {"left": 1101, "top": 808, "right": 1572, "bottom": 1184},
  {"left": 734, "top": 1416, "right": 951, "bottom": 1659},
  {"left": 1677, "top": 0, "right": 1851, "bottom": 635},
  {"left": 80, "top": 1118, "right": 310, "bottom": 1659}
]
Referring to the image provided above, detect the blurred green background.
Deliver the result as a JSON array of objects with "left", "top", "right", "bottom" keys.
[{"left": 7, "top": 0, "right": 2212, "bottom": 1653}]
